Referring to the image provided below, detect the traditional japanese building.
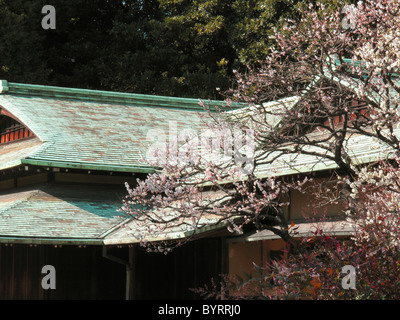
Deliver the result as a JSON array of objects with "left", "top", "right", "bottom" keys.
[
  {"left": 0, "top": 80, "right": 229, "bottom": 299},
  {"left": 0, "top": 71, "right": 392, "bottom": 299}
]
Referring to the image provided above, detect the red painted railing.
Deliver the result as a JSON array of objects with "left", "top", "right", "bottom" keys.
[{"left": 0, "top": 123, "right": 33, "bottom": 143}]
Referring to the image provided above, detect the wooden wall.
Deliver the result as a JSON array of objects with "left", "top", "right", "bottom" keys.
[
  {"left": 0, "top": 244, "right": 126, "bottom": 300},
  {"left": 289, "top": 177, "right": 346, "bottom": 221},
  {"left": 132, "top": 237, "right": 225, "bottom": 300},
  {"left": 0, "top": 238, "right": 225, "bottom": 300},
  {"left": 228, "top": 239, "right": 286, "bottom": 278},
  {"left": 227, "top": 239, "right": 287, "bottom": 297}
]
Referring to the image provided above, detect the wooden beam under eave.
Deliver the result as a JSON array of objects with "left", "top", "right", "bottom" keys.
[{"left": 0, "top": 108, "right": 21, "bottom": 122}]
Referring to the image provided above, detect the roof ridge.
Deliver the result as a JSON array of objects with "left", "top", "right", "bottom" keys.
[{"left": 0, "top": 80, "right": 234, "bottom": 111}]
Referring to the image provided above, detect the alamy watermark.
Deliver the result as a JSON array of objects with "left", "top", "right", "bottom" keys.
[
  {"left": 41, "top": 265, "right": 56, "bottom": 290},
  {"left": 341, "top": 265, "right": 356, "bottom": 290},
  {"left": 342, "top": 4, "right": 357, "bottom": 30},
  {"left": 146, "top": 121, "right": 255, "bottom": 175},
  {"left": 42, "top": 5, "right": 56, "bottom": 30}
]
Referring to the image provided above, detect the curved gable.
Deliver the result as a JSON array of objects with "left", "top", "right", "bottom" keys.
[{"left": 0, "top": 107, "right": 34, "bottom": 144}]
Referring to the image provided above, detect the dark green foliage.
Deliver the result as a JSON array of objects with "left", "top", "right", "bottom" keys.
[{"left": 0, "top": 0, "right": 347, "bottom": 98}]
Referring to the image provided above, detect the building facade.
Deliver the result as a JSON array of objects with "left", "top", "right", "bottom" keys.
[{"left": 0, "top": 79, "right": 365, "bottom": 299}]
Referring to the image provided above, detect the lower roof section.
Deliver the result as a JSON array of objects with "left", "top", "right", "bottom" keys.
[
  {"left": 0, "top": 183, "right": 231, "bottom": 246},
  {"left": 0, "top": 183, "right": 128, "bottom": 244},
  {"left": 0, "top": 183, "right": 355, "bottom": 246},
  {"left": 228, "top": 220, "right": 354, "bottom": 243}
]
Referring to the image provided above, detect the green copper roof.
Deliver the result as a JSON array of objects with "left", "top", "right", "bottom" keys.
[
  {"left": 252, "top": 130, "right": 396, "bottom": 179},
  {"left": 0, "top": 183, "right": 228, "bottom": 245},
  {"left": 0, "top": 80, "right": 228, "bottom": 173},
  {"left": 0, "top": 184, "right": 127, "bottom": 245},
  {"left": 0, "top": 137, "right": 43, "bottom": 171},
  {"left": 2, "top": 81, "right": 230, "bottom": 111}
]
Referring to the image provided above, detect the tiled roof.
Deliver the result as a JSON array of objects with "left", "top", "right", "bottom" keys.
[
  {"left": 0, "top": 137, "right": 43, "bottom": 171},
  {"left": 0, "top": 80, "right": 226, "bottom": 173},
  {"left": 0, "top": 184, "right": 228, "bottom": 245},
  {"left": 224, "top": 95, "right": 300, "bottom": 129},
  {"left": 0, "top": 69, "right": 397, "bottom": 244},
  {"left": 0, "top": 81, "right": 238, "bottom": 244},
  {"left": 228, "top": 220, "right": 354, "bottom": 243},
  {"left": 0, "top": 184, "right": 127, "bottom": 245},
  {"left": 252, "top": 129, "right": 396, "bottom": 179}
]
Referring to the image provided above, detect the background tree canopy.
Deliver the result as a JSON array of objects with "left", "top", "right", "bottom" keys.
[{"left": 0, "top": 0, "right": 349, "bottom": 99}]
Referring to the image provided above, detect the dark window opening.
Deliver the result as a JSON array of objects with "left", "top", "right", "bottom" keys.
[
  {"left": 0, "top": 114, "right": 33, "bottom": 144},
  {"left": 323, "top": 99, "right": 369, "bottom": 127}
]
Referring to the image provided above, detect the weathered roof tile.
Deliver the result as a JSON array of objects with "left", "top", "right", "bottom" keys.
[
  {"left": 0, "top": 184, "right": 127, "bottom": 244},
  {"left": 0, "top": 81, "right": 219, "bottom": 173}
]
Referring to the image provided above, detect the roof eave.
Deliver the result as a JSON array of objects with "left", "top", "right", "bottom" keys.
[
  {"left": 0, "top": 236, "right": 104, "bottom": 246},
  {"left": 20, "top": 158, "right": 156, "bottom": 174}
]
